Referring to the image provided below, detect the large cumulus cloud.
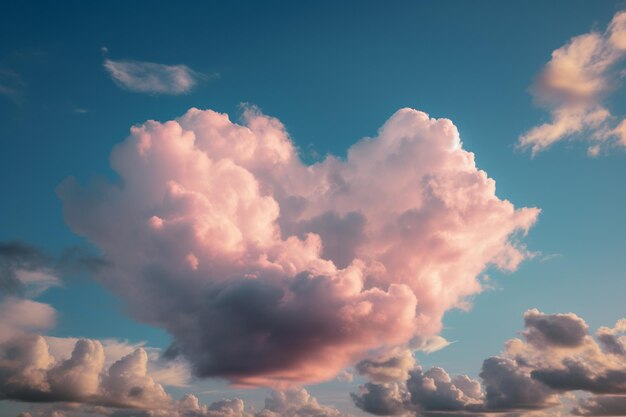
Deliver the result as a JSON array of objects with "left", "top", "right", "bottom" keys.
[{"left": 57, "top": 106, "right": 538, "bottom": 386}]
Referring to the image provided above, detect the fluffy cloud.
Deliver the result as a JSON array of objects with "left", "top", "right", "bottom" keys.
[
  {"left": 597, "top": 319, "right": 626, "bottom": 357},
  {"left": 3, "top": 342, "right": 343, "bottom": 417},
  {"left": 408, "top": 367, "right": 484, "bottom": 415},
  {"left": 519, "top": 10, "right": 626, "bottom": 156},
  {"left": 0, "top": 298, "right": 56, "bottom": 344},
  {"left": 57, "top": 106, "right": 538, "bottom": 386},
  {"left": 522, "top": 308, "right": 589, "bottom": 349},
  {"left": 352, "top": 365, "right": 486, "bottom": 416},
  {"left": 43, "top": 336, "right": 191, "bottom": 388},
  {"left": 479, "top": 356, "right": 557, "bottom": 412},
  {"left": 351, "top": 382, "right": 410, "bottom": 416},
  {"left": 256, "top": 388, "right": 343, "bottom": 417},
  {"left": 0, "top": 335, "right": 169, "bottom": 408},
  {"left": 0, "top": 242, "right": 346, "bottom": 417},
  {"left": 103, "top": 58, "right": 202, "bottom": 95},
  {"left": 0, "top": 333, "right": 346, "bottom": 417},
  {"left": 351, "top": 310, "right": 626, "bottom": 416}
]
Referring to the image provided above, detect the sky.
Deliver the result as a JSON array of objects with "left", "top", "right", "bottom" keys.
[{"left": 0, "top": 1, "right": 625, "bottom": 416}]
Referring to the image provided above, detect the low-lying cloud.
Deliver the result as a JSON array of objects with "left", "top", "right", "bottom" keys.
[
  {"left": 57, "top": 106, "right": 539, "bottom": 386},
  {"left": 0, "top": 333, "right": 343, "bottom": 416},
  {"left": 0, "top": 283, "right": 342, "bottom": 416},
  {"left": 351, "top": 309, "right": 626, "bottom": 416}
]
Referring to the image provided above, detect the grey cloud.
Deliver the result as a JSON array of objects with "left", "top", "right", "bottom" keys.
[
  {"left": 0, "top": 335, "right": 167, "bottom": 408},
  {"left": 597, "top": 323, "right": 626, "bottom": 357},
  {"left": 0, "top": 241, "right": 105, "bottom": 298},
  {"left": 479, "top": 357, "right": 556, "bottom": 411},
  {"left": 408, "top": 367, "right": 484, "bottom": 413},
  {"left": 531, "top": 359, "right": 626, "bottom": 394},
  {"left": 573, "top": 395, "right": 626, "bottom": 416},
  {"left": 256, "top": 388, "right": 343, "bottom": 417},
  {"left": 1, "top": 334, "right": 347, "bottom": 416},
  {"left": 598, "top": 332, "right": 626, "bottom": 357},
  {"left": 351, "top": 382, "right": 410, "bottom": 416},
  {"left": 352, "top": 310, "right": 626, "bottom": 416},
  {"left": 352, "top": 353, "right": 485, "bottom": 416},
  {"left": 523, "top": 309, "right": 589, "bottom": 348}
]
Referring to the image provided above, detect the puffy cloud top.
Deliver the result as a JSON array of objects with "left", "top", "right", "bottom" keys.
[
  {"left": 351, "top": 310, "right": 626, "bottom": 416},
  {"left": 523, "top": 308, "right": 590, "bottom": 348},
  {"left": 58, "top": 106, "right": 538, "bottom": 386}
]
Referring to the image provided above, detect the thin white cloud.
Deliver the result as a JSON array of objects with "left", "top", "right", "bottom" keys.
[
  {"left": 0, "top": 67, "right": 26, "bottom": 103},
  {"left": 103, "top": 58, "right": 201, "bottom": 95}
]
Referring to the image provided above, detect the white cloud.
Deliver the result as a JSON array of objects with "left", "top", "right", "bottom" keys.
[{"left": 103, "top": 58, "right": 201, "bottom": 95}]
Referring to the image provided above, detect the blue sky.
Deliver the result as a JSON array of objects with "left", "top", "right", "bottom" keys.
[{"left": 1, "top": 2, "right": 625, "bottom": 417}]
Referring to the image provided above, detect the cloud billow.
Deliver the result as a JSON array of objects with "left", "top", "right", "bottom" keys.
[
  {"left": 57, "top": 106, "right": 539, "bottom": 386},
  {"left": 0, "top": 332, "right": 342, "bottom": 416},
  {"left": 351, "top": 310, "right": 626, "bottom": 416}
]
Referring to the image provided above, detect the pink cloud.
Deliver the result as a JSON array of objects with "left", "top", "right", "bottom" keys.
[
  {"left": 519, "top": 11, "right": 626, "bottom": 156},
  {"left": 57, "top": 106, "right": 539, "bottom": 386}
]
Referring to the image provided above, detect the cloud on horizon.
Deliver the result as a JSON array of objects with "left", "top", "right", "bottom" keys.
[
  {"left": 519, "top": 10, "right": 626, "bottom": 156},
  {"left": 351, "top": 309, "right": 626, "bottom": 416},
  {"left": 57, "top": 106, "right": 539, "bottom": 386},
  {"left": 0, "top": 249, "right": 342, "bottom": 417},
  {"left": 103, "top": 57, "right": 202, "bottom": 95},
  {"left": 0, "top": 333, "right": 344, "bottom": 417}
]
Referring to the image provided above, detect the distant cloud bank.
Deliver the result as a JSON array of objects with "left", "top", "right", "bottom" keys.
[
  {"left": 351, "top": 309, "right": 626, "bottom": 416},
  {"left": 0, "top": 240, "right": 340, "bottom": 417},
  {"left": 103, "top": 57, "right": 201, "bottom": 95},
  {"left": 520, "top": 10, "right": 626, "bottom": 156}
]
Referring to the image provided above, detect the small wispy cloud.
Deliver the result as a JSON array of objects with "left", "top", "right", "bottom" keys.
[
  {"left": 0, "top": 67, "right": 26, "bottom": 103},
  {"left": 103, "top": 56, "right": 203, "bottom": 95}
]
